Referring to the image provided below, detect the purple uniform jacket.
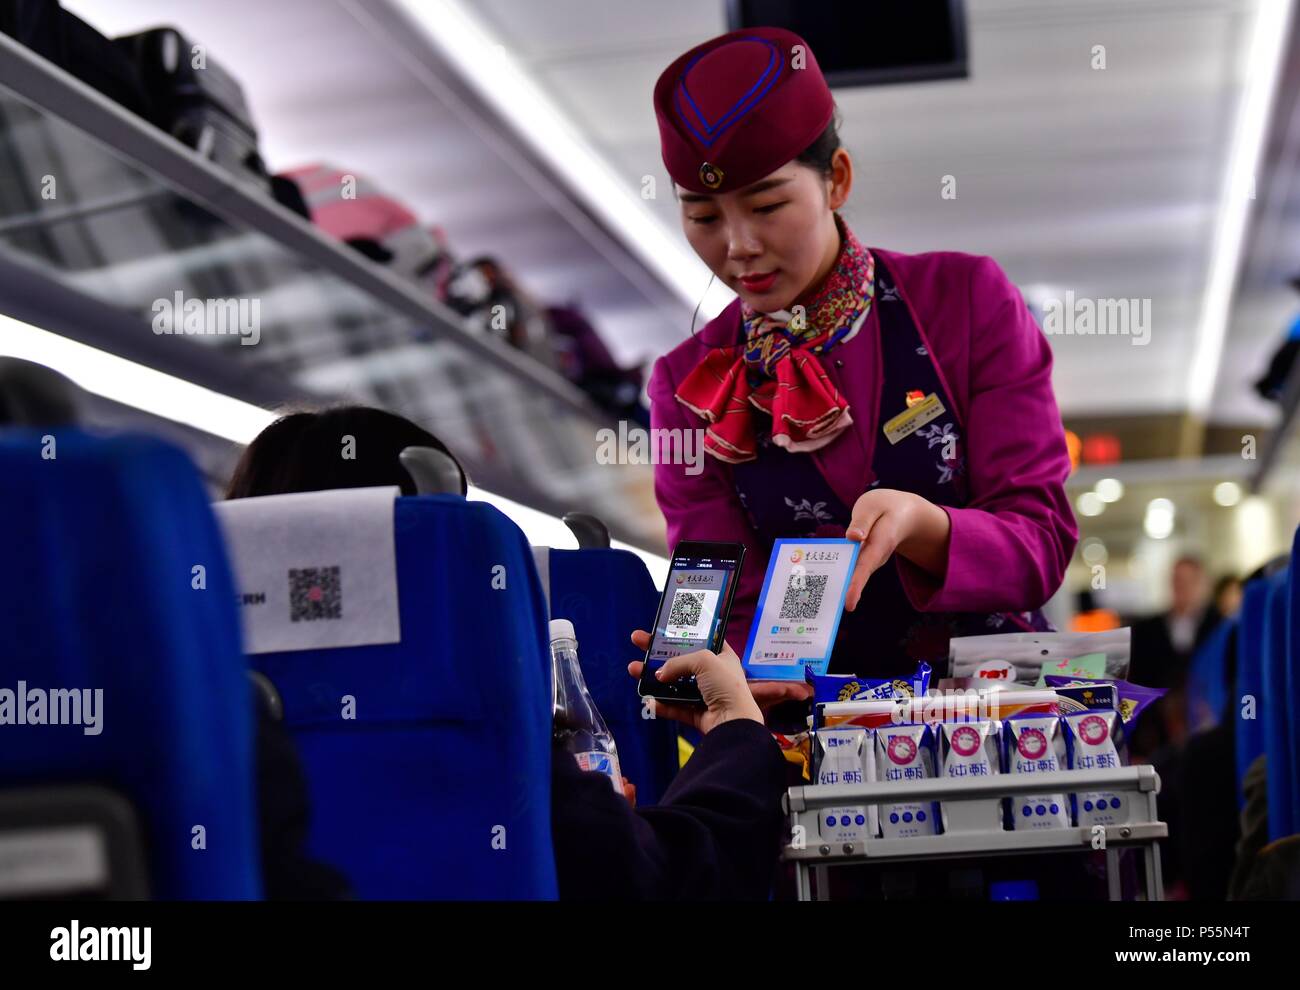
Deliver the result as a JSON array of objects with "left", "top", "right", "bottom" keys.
[{"left": 649, "top": 247, "right": 1079, "bottom": 658}]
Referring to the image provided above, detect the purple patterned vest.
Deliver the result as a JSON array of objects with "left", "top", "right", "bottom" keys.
[{"left": 732, "top": 256, "right": 1051, "bottom": 678}]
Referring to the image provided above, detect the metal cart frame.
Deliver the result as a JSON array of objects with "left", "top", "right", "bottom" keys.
[{"left": 783, "top": 764, "right": 1166, "bottom": 901}]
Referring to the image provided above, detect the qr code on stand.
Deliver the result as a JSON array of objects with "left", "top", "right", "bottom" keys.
[
  {"left": 289, "top": 566, "right": 342, "bottom": 622},
  {"left": 779, "top": 572, "right": 827, "bottom": 620},
  {"left": 668, "top": 591, "right": 704, "bottom": 628}
]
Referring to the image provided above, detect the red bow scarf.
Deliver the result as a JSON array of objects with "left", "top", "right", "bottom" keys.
[{"left": 675, "top": 221, "right": 875, "bottom": 463}]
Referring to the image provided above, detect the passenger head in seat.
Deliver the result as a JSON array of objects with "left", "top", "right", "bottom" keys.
[
  {"left": 0, "top": 358, "right": 83, "bottom": 426},
  {"left": 226, "top": 405, "right": 466, "bottom": 498}
]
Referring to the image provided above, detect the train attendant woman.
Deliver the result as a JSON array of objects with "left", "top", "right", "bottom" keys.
[{"left": 648, "top": 26, "right": 1078, "bottom": 680}]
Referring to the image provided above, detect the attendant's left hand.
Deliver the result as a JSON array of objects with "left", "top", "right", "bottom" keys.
[
  {"left": 843, "top": 489, "right": 951, "bottom": 611},
  {"left": 745, "top": 679, "right": 814, "bottom": 711}
]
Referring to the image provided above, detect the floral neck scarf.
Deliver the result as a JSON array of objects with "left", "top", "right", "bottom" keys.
[{"left": 675, "top": 216, "right": 874, "bottom": 463}]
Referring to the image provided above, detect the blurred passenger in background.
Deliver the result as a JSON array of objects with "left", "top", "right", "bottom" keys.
[
  {"left": 546, "top": 301, "right": 649, "bottom": 426},
  {"left": 1070, "top": 589, "right": 1121, "bottom": 633},
  {"left": 1130, "top": 555, "right": 1219, "bottom": 895},
  {"left": 1212, "top": 573, "right": 1243, "bottom": 623},
  {"left": 446, "top": 255, "right": 561, "bottom": 370},
  {"left": 1129, "top": 555, "right": 1216, "bottom": 757},
  {"left": 444, "top": 258, "right": 650, "bottom": 423}
]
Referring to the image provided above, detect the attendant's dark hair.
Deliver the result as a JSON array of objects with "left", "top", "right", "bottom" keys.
[
  {"left": 794, "top": 109, "right": 842, "bottom": 179},
  {"left": 225, "top": 405, "right": 466, "bottom": 499}
]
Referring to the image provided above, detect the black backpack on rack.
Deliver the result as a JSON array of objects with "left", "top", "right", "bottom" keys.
[
  {"left": 114, "top": 27, "right": 269, "bottom": 193},
  {"left": 0, "top": 1, "right": 154, "bottom": 119}
]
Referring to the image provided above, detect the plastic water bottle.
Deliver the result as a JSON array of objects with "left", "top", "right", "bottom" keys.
[{"left": 550, "top": 618, "right": 624, "bottom": 796}]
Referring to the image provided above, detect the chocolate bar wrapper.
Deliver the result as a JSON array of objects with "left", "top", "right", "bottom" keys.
[{"left": 1042, "top": 676, "right": 1164, "bottom": 728}]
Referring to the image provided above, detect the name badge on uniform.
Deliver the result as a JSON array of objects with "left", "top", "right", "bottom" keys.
[{"left": 882, "top": 392, "right": 945, "bottom": 445}]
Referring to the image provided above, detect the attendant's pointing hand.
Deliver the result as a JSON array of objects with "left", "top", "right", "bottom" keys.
[{"left": 844, "top": 488, "right": 950, "bottom": 611}]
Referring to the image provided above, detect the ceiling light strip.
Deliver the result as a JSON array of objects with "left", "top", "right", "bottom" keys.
[
  {"left": 1187, "top": 0, "right": 1295, "bottom": 419},
  {"left": 385, "top": 0, "right": 732, "bottom": 320}
]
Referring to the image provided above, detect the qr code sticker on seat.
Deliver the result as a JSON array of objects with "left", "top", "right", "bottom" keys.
[
  {"left": 668, "top": 591, "right": 704, "bottom": 629},
  {"left": 779, "top": 572, "right": 828, "bottom": 620},
  {"left": 289, "top": 566, "right": 342, "bottom": 622}
]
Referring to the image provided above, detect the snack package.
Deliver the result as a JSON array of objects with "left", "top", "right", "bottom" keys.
[
  {"left": 811, "top": 662, "right": 932, "bottom": 705},
  {"left": 875, "top": 724, "right": 939, "bottom": 838},
  {"left": 1051, "top": 682, "right": 1118, "bottom": 717},
  {"left": 818, "top": 689, "right": 1059, "bottom": 731},
  {"left": 938, "top": 677, "right": 1035, "bottom": 692},
  {"left": 1042, "top": 676, "right": 1165, "bottom": 729},
  {"left": 950, "top": 629, "right": 1132, "bottom": 685},
  {"left": 1063, "top": 710, "right": 1127, "bottom": 828},
  {"left": 1003, "top": 715, "right": 1069, "bottom": 830},
  {"left": 1034, "top": 651, "right": 1107, "bottom": 687},
  {"left": 773, "top": 730, "right": 813, "bottom": 782},
  {"left": 940, "top": 720, "right": 1003, "bottom": 833},
  {"left": 814, "top": 727, "right": 875, "bottom": 843}
]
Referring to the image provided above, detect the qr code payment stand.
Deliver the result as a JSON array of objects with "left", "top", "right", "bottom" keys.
[{"left": 742, "top": 538, "right": 860, "bottom": 680}]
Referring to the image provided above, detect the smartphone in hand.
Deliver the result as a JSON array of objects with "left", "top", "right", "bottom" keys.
[{"left": 638, "top": 540, "right": 745, "bottom": 705}]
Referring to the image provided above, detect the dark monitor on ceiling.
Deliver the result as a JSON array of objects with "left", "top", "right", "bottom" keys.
[{"left": 726, "top": 0, "right": 969, "bottom": 88}]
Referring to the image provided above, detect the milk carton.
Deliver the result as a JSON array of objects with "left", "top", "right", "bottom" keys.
[
  {"left": 940, "top": 720, "right": 1003, "bottom": 833},
  {"left": 1004, "top": 715, "right": 1069, "bottom": 830},
  {"left": 875, "top": 724, "right": 938, "bottom": 838},
  {"left": 1064, "top": 710, "right": 1127, "bottom": 827},
  {"left": 814, "top": 727, "right": 874, "bottom": 843}
]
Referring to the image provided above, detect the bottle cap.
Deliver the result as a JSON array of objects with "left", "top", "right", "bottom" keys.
[{"left": 548, "top": 618, "right": 576, "bottom": 644}]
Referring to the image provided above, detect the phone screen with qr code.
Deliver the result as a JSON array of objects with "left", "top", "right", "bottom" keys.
[{"left": 639, "top": 541, "right": 745, "bottom": 705}]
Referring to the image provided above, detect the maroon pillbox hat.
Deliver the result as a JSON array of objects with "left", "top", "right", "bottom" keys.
[{"left": 653, "top": 26, "right": 834, "bottom": 196}]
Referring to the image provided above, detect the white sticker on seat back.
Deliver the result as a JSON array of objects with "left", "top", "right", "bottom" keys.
[{"left": 213, "top": 486, "right": 401, "bottom": 654}]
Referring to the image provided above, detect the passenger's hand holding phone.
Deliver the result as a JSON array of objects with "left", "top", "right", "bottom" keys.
[{"left": 627, "top": 629, "right": 763, "bottom": 734}]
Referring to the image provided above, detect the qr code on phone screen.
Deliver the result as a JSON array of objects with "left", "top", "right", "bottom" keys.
[
  {"left": 289, "top": 566, "right": 342, "bottom": 622},
  {"left": 667, "top": 591, "right": 704, "bottom": 629},
  {"left": 779, "top": 572, "right": 827, "bottom": 620}
]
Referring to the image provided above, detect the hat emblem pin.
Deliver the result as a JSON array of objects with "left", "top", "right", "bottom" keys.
[{"left": 698, "top": 161, "right": 724, "bottom": 189}]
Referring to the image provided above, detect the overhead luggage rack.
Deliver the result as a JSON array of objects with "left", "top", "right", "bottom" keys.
[
  {"left": 0, "top": 31, "right": 663, "bottom": 550},
  {"left": 783, "top": 764, "right": 1167, "bottom": 901}
]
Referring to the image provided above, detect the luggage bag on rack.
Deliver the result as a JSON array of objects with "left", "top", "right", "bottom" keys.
[
  {"left": 116, "top": 26, "right": 269, "bottom": 192},
  {"left": 0, "top": 1, "right": 154, "bottom": 118}
]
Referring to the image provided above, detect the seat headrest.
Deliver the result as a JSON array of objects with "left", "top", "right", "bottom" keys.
[
  {"left": 561, "top": 512, "right": 610, "bottom": 549},
  {"left": 399, "top": 445, "right": 466, "bottom": 496}
]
